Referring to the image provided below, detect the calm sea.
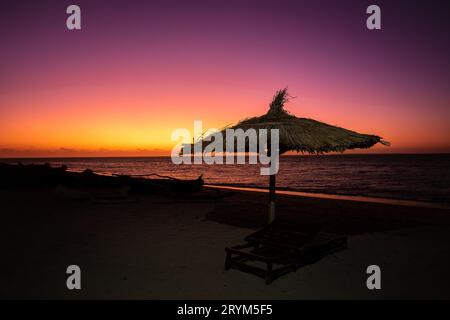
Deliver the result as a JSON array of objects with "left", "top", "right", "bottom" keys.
[{"left": 3, "top": 154, "right": 450, "bottom": 204}]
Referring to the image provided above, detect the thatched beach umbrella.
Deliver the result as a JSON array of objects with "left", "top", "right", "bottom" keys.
[{"left": 186, "top": 88, "right": 389, "bottom": 223}]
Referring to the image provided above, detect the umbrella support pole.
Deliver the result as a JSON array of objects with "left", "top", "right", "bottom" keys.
[{"left": 268, "top": 174, "right": 276, "bottom": 224}]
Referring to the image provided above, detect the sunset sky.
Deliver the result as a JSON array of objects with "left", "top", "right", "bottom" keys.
[{"left": 1, "top": 0, "right": 449, "bottom": 157}]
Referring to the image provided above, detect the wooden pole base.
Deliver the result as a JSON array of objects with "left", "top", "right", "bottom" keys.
[{"left": 268, "top": 201, "right": 276, "bottom": 224}]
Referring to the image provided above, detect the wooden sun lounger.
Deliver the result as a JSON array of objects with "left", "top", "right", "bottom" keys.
[{"left": 224, "top": 220, "right": 347, "bottom": 284}]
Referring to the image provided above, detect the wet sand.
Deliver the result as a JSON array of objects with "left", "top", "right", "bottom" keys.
[{"left": 1, "top": 186, "right": 450, "bottom": 299}]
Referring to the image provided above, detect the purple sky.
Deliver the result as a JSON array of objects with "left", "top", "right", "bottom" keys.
[{"left": 1, "top": 0, "right": 449, "bottom": 156}]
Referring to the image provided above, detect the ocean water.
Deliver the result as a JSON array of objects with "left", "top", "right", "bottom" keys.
[{"left": 3, "top": 154, "right": 450, "bottom": 204}]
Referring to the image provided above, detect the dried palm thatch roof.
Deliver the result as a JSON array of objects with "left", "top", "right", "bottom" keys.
[{"left": 189, "top": 88, "right": 389, "bottom": 155}]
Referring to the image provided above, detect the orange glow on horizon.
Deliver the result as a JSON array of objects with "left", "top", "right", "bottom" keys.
[
  {"left": 2, "top": 84, "right": 450, "bottom": 158},
  {"left": 2, "top": 86, "right": 450, "bottom": 157}
]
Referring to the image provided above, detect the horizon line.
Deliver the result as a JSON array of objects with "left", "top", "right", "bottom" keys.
[{"left": 1, "top": 152, "right": 450, "bottom": 160}]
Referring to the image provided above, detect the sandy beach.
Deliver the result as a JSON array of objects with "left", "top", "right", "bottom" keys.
[{"left": 1, "top": 185, "right": 450, "bottom": 299}]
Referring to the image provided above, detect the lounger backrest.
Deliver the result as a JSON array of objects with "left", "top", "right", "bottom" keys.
[{"left": 245, "top": 219, "right": 322, "bottom": 249}]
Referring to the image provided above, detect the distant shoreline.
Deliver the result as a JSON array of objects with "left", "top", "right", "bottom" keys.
[{"left": 205, "top": 184, "right": 450, "bottom": 210}]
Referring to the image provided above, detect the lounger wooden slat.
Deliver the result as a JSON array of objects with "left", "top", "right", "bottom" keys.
[{"left": 224, "top": 219, "right": 347, "bottom": 284}]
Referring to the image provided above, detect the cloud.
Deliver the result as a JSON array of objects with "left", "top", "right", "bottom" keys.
[{"left": 0, "top": 147, "right": 171, "bottom": 158}]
